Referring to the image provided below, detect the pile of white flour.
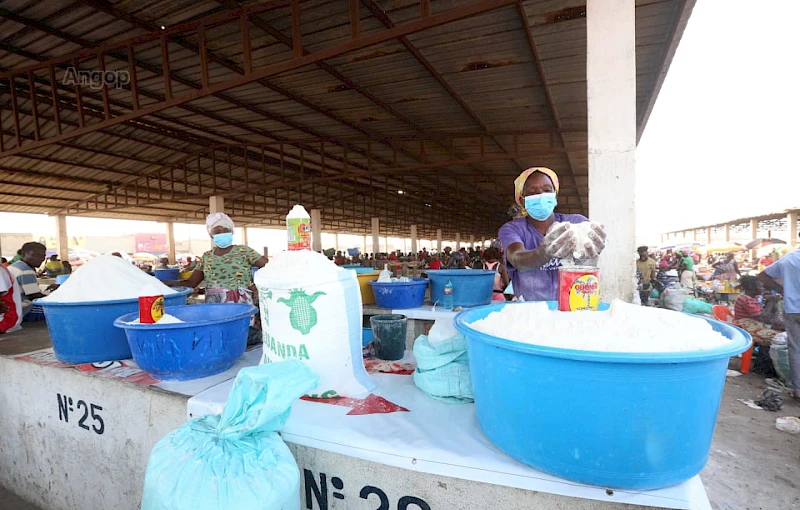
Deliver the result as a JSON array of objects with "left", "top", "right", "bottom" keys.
[
  {"left": 40, "top": 255, "right": 178, "bottom": 303},
  {"left": 126, "top": 314, "right": 184, "bottom": 325},
  {"left": 469, "top": 300, "right": 731, "bottom": 352}
]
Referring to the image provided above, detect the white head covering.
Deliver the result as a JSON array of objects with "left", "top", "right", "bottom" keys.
[{"left": 206, "top": 213, "right": 235, "bottom": 235}]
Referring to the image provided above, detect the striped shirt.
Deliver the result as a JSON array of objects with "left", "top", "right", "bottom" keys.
[
  {"left": 9, "top": 260, "right": 40, "bottom": 309},
  {"left": 734, "top": 294, "right": 761, "bottom": 320}
]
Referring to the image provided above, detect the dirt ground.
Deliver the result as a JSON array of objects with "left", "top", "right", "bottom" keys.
[{"left": 702, "top": 359, "right": 800, "bottom": 510}]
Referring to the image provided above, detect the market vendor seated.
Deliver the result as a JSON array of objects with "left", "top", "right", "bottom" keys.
[
  {"left": 167, "top": 213, "right": 268, "bottom": 344},
  {"left": 43, "top": 255, "right": 64, "bottom": 277},
  {"left": 8, "top": 242, "right": 48, "bottom": 322},
  {"left": 499, "top": 167, "right": 607, "bottom": 301},
  {"left": 732, "top": 276, "right": 783, "bottom": 345}
]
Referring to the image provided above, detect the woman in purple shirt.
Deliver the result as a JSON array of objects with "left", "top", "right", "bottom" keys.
[{"left": 499, "top": 167, "right": 607, "bottom": 302}]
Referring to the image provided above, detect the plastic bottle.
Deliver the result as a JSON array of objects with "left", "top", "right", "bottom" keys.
[
  {"left": 443, "top": 280, "right": 454, "bottom": 310},
  {"left": 378, "top": 264, "right": 392, "bottom": 283},
  {"left": 286, "top": 205, "right": 311, "bottom": 251}
]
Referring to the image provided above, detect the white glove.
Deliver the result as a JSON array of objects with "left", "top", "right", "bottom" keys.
[{"left": 542, "top": 223, "right": 577, "bottom": 259}]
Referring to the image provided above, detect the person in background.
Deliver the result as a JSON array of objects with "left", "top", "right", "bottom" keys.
[
  {"left": 169, "top": 213, "right": 268, "bottom": 344},
  {"left": 183, "top": 257, "right": 196, "bottom": 271},
  {"left": 61, "top": 261, "right": 72, "bottom": 275},
  {"left": 678, "top": 250, "right": 695, "bottom": 289},
  {"left": 0, "top": 261, "right": 22, "bottom": 333},
  {"left": 759, "top": 252, "right": 775, "bottom": 270},
  {"left": 157, "top": 257, "right": 170, "bottom": 270},
  {"left": 1, "top": 257, "right": 8, "bottom": 268},
  {"left": 759, "top": 248, "right": 800, "bottom": 401},
  {"left": 9, "top": 249, "right": 22, "bottom": 265},
  {"left": 43, "top": 255, "right": 64, "bottom": 277},
  {"left": 636, "top": 246, "right": 657, "bottom": 305},
  {"left": 713, "top": 252, "right": 740, "bottom": 280},
  {"left": 334, "top": 251, "right": 346, "bottom": 266},
  {"left": 733, "top": 276, "right": 782, "bottom": 346},
  {"left": 499, "top": 167, "right": 606, "bottom": 301},
  {"left": 428, "top": 254, "right": 442, "bottom": 270},
  {"left": 8, "top": 242, "right": 48, "bottom": 322},
  {"left": 482, "top": 247, "right": 509, "bottom": 301}
]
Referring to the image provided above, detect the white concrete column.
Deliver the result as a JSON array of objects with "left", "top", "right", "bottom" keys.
[
  {"left": 436, "top": 229, "right": 442, "bottom": 253},
  {"left": 410, "top": 225, "right": 418, "bottom": 254},
  {"left": 789, "top": 212, "right": 798, "bottom": 244},
  {"left": 587, "top": 0, "right": 636, "bottom": 302},
  {"left": 750, "top": 218, "right": 759, "bottom": 259},
  {"left": 55, "top": 215, "right": 68, "bottom": 261},
  {"left": 165, "top": 222, "right": 176, "bottom": 264},
  {"left": 209, "top": 195, "right": 224, "bottom": 215},
  {"left": 384, "top": 236, "right": 389, "bottom": 253},
  {"left": 371, "top": 218, "right": 380, "bottom": 255},
  {"left": 455, "top": 233, "right": 461, "bottom": 251},
  {"left": 724, "top": 223, "right": 731, "bottom": 242},
  {"left": 241, "top": 226, "right": 249, "bottom": 248},
  {"left": 334, "top": 233, "right": 339, "bottom": 252},
  {"left": 706, "top": 227, "right": 712, "bottom": 245},
  {"left": 311, "top": 209, "right": 322, "bottom": 252},
  {"left": 692, "top": 230, "right": 698, "bottom": 242},
  {"left": 363, "top": 235, "right": 367, "bottom": 255}
]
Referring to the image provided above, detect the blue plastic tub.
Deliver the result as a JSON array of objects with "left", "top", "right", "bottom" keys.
[
  {"left": 114, "top": 304, "right": 257, "bottom": 381},
  {"left": 37, "top": 287, "right": 192, "bottom": 364},
  {"left": 362, "top": 327, "right": 374, "bottom": 347},
  {"left": 369, "top": 278, "right": 428, "bottom": 309},
  {"left": 454, "top": 301, "right": 751, "bottom": 490},
  {"left": 427, "top": 269, "right": 495, "bottom": 307},
  {"left": 55, "top": 274, "right": 70, "bottom": 285},
  {"left": 154, "top": 268, "right": 179, "bottom": 281},
  {"left": 346, "top": 267, "right": 377, "bottom": 275}
]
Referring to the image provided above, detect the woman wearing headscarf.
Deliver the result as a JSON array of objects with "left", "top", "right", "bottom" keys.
[
  {"left": 170, "top": 213, "right": 268, "bottom": 342},
  {"left": 498, "top": 167, "right": 607, "bottom": 302}
]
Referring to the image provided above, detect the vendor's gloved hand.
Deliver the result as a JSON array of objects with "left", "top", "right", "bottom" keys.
[
  {"left": 583, "top": 223, "right": 607, "bottom": 259},
  {"left": 542, "top": 223, "right": 577, "bottom": 259}
]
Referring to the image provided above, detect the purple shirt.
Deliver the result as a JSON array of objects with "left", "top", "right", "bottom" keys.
[{"left": 498, "top": 214, "right": 588, "bottom": 301}]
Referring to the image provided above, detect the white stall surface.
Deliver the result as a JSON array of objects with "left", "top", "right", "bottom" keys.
[{"left": 189, "top": 372, "right": 711, "bottom": 510}]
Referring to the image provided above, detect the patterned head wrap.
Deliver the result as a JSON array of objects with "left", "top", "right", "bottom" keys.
[
  {"left": 513, "top": 167, "right": 560, "bottom": 216},
  {"left": 206, "top": 212, "right": 235, "bottom": 235}
]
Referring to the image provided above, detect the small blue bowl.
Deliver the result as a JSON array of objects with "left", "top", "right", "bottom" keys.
[
  {"left": 369, "top": 278, "right": 428, "bottom": 309},
  {"left": 454, "top": 301, "right": 751, "bottom": 490},
  {"left": 114, "top": 303, "right": 257, "bottom": 381},
  {"left": 154, "top": 268, "right": 180, "bottom": 281}
]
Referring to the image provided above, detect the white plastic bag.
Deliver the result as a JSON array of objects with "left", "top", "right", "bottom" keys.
[
  {"left": 661, "top": 284, "right": 687, "bottom": 312},
  {"left": 255, "top": 250, "right": 375, "bottom": 398},
  {"left": 141, "top": 361, "right": 319, "bottom": 510},
  {"left": 776, "top": 416, "right": 800, "bottom": 434}
]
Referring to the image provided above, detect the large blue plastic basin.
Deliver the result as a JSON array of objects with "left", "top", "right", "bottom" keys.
[
  {"left": 369, "top": 278, "right": 428, "bottom": 309},
  {"left": 37, "top": 287, "right": 192, "bottom": 364},
  {"left": 427, "top": 269, "right": 495, "bottom": 307},
  {"left": 454, "top": 301, "right": 751, "bottom": 490},
  {"left": 154, "top": 268, "right": 179, "bottom": 281},
  {"left": 114, "top": 303, "right": 257, "bottom": 381}
]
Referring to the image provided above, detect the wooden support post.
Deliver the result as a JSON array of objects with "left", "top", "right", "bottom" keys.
[
  {"left": 241, "top": 226, "right": 249, "bottom": 248},
  {"left": 724, "top": 223, "right": 731, "bottom": 242},
  {"left": 751, "top": 219, "right": 759, "bottom": 260},
  {"left": 587, "top": 0, "right": 636, "bottom": 302}
]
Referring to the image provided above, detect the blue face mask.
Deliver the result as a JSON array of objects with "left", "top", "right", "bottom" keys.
[
  {"left": 524, "top": 193, "right": 557, "bottom": 220},
  {"left": 212, "top": 232, "right": 233, "bottom": 248}
]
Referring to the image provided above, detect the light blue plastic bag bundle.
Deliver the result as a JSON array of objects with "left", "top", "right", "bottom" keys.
[
  {"left": 413, "top": 320, "right": 474, "bottom": 404},
  {"left": 141, "top": 360, "right": 319, "bottom": 510}
]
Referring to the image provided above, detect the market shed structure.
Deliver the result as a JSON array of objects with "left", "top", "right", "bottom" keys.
[{"left": 0, "top": 0, "right": 694, "bottom": 298}]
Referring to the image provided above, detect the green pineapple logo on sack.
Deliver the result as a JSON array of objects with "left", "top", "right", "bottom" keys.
[{"left": 254, "top": 250, "right": 375, "bottom": 399}]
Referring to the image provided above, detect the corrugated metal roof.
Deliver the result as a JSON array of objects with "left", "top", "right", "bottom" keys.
[{"left": 0, "top": 0, "right": 693, "bottom": 237}]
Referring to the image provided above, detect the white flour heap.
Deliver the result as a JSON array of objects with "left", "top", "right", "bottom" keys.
[
  {"left": 256, "top": 249, "right": 343, "bottom": 282},
  {"left": 127, "top": 314, "right": 184, "bottom": 325},
  {"left": 470, "top": 300, "right": 731, "bottom": 353},
  {"left": 552, "top": 221, "right": 597, "bottom": 262},
  {"left": 40, "top": 255, "right": 178, "bottom": 303}
]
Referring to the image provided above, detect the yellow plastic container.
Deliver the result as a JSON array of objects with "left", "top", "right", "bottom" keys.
[
  {"left": 358, "top": 273, "right": 380, "bottom": 305},
  {"left": 179, "top": 271, "right": 194, "bottom": 280}
]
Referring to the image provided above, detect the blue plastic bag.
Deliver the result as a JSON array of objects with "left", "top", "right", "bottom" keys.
[
  {"left": 141, "top": 360, "right": 319, "bottom": 510},
  {"left": 413, "top": 325, "right": 473, "bottom": 404},
  {"left": 682, "top": 298, "right": 713, "bottom": 315}
]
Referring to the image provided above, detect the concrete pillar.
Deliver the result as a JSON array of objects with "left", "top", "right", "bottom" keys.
[
  {"left": 788, "top": 212, "right": 798, "bottom": 244},
  {"left": 363, "top": 235, "right": 367, "bottom": 255},
  {"left": 384, "top": 236, "right": 389, "bottom": 253},
  {"left": 334, "top": 233, "right": 339, "bottom": 252},
  {"left": 724, "top": 223, "right": 731, "bottom": 242},
  {"left": 311, "top": 209, "right": 322, "bottom": 252},
  {"left": 750, "top": 218, "right": 759, "bottom": 260},
  {"left": 371, "top": 218, "right": 380, "bottom": 255},
  {"left": 587, "top": 0, "right": 636, "bottom": 302},
  {"left": 692, "top": 230, "right": 697, "bottom": 242},
  {"left": 410, "top": 225, "right": 418, "bottom": 254},
  {"left": 55, "top": 215, "right": 68, "bottom": 261},
  {"left": 241, "top": 226, "right": 248, "bottom": 248},
  {"left": 469, "top": 235, "right": 475, "bottom": 249},
  {"left": 436, "top": 229, "right": 442, "bottom": 253},
  {"left": 209, "top": 195, "right": 224, "bottom": 215},
  {"left": 455, "top": 233, "right": 461, "bottom": 251},
  {"left": 165, "top": 222, "right": 176, "bottom": 264},
  {"left": 706, "top": 227, "right": 712, "bottom": 245}
]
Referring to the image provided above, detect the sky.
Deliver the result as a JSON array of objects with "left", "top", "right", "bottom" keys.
[
  {"left": 1, "top": 1, "right": 798, "bottom": 248},
  {"left": 635, "top": 0, "right": 800, "bottom": 243}
]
